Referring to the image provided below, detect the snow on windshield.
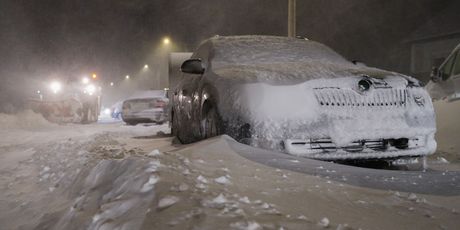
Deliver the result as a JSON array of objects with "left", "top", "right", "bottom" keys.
[
  {"left": 211, "top": 36, "right": 349, "bottom": 67},
  {"left": 205, "top": 36, "right": 396, "bottom": 83}
]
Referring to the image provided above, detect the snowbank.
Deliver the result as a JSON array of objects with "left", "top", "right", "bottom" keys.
[{"left": 0, "top": 110, "right": 55, "bottom": 130}]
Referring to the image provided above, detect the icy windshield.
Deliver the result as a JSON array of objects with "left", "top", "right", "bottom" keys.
[{"left": 211, "top": 36, "right": 349, "bottom": 67}]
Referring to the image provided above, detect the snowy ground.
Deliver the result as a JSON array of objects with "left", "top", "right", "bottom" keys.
[{"left": 0, "top": 110, "right": 460, "bottom": 229}]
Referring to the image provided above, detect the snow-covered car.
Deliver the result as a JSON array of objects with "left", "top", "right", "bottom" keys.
[
  {"left": 122, "top": 90, "right": 169, "bottom": 125},
  {"left": 172, "top": 35, "right": 436, "bottom": 160}
]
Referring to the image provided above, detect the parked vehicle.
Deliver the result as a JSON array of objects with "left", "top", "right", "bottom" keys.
[
  {"left": 426, "top": 43, "right": 460, "bottom": 101},
  {"left": 171, "top": 35, "right": 436, "bottom": 160},
  {"left": 122, "top": 90, "right": 168, "bottom": 125}
]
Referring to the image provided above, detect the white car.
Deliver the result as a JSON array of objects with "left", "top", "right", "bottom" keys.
[
  {"left": 172, "top": 35, "right": 436, "bottom": 160},
  {"left": 122, "top": 90, "right": 169, "bottom": 125}
]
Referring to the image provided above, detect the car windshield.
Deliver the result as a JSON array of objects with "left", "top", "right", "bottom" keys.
[{"left": 211, "top": 36, "right": 349, "bottom": 68}]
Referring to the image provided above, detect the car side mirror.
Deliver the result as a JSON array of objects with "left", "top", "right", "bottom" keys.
[
  {"left": 180, "top": 59, "right": 205, "bottom": 75},
  {"left": 430, "top": 66, "right": 440, "bottom": 82}
]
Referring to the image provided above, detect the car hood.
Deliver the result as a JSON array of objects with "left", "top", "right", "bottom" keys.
[{"left": 211, "top": 60, "right": 404, "bottom": 85}]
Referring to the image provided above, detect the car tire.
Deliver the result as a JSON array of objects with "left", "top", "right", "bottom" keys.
[
  {"left": 201, "top": 106, "right": 220, "bottom": 139},
  {"left": 127, "top": 121, "right": 137, "bottom": 126}
]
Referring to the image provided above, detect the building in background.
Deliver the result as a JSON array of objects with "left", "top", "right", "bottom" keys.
[{"left": 405, "top": 3, "right": 460, "bottom": 82}]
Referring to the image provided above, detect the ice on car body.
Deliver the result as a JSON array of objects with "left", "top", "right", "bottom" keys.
[{"left": 173, "top": 35, "right": 436, "bottom": 160}]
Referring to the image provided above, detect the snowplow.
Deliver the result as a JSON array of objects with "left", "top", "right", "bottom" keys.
[{"left": 28, "top": 78, "right": 101, "bottom": 124}]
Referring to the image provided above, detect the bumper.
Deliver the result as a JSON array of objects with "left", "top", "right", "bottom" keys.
[
  {"left": 122, "top": 110, "right": 166, "bottom": 123},
  {"left": 284, "top": 135, "right": 436, "bottom": 160}
]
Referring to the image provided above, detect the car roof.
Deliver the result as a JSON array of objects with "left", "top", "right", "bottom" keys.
[{"left": 201, "top": 35, "right": 349, "bottom": 65}]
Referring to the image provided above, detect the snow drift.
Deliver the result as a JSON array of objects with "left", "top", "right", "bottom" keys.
[{"left": 0, "top": 110, "right": 55, "bottom": 130}]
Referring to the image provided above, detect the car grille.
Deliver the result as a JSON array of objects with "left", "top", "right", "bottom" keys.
[
  {"left": 313, "top": 88, "right": 407, "bottom": 107},
  {"left": 289, "top": 138, "right": 388, "bottom": 152}
]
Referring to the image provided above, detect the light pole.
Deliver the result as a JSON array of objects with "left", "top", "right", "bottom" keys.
[{"left": 288, "top": 0, "right": 296, "bottom": 37}]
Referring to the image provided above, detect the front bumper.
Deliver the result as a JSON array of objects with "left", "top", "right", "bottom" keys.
[
  {"left": 122, "top": 110, "right": 166, "bottom": 123},
  {"left": 284, "top": 135, "right": 436, "bottom": 160}
]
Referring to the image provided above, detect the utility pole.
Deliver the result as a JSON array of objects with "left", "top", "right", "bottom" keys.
[{"left": 288, "top": 0, "right": 296, "bottom": 37}]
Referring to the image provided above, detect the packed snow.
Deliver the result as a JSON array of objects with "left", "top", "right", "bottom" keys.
[{"left": 0, "top": 105, "right": 459, "bottom": 229}]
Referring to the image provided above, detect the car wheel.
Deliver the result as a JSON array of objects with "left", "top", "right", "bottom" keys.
[
  {"left": 127, "top": 121, "right": 137, "bottom": 126},
  {"left": 81, "top": 104, "right": 89, "bottom": 124},
  {"left": 201, "top": 107, "right": 220, "bottom": 139}
]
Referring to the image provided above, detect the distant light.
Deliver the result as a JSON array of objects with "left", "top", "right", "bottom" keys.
[
  {"left": 92, "top": 73, "right": 97, "bottom": 79},
  {"left": 37, "top": 90, "right": 41, "bottom": 94},
  {"left": 104, "top": 108, "right": 111, "bottom": 115},
  {"left": 125, "top": 75, "right": 130, "bottom": 79},
  {"left": 85, "top": 84, "right": 96, "bottom": 95},
  {"left": 82, "top": 77, "right": 90, "bottom": 84},
  {"left": 163, "top": 37, "right": 170, "bottom": 45},
  {"left": 110, "top": 82, "right": 114, "bottom": 86},
  {"left": 144, "top": 64, "right": 149, "bottom": 69},
  {"left": 50, "top": 81, "right": 62, "bottom": 94}
]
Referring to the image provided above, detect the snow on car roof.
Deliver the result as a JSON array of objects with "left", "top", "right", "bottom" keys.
[
  {"left": 199, "top": 35, "right": 400, "bottom": 83},
  {"left": 126, "top": 90, "right": 166, "bottom": 100},
  {"left": 209, "top": 35, "right": 349, "bottom": 65}
]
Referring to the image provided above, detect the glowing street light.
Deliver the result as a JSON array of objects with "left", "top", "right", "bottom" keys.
[
  {"left": 143, "top": 64, "right": 149, "bottom": 69},
  {"left": 125, "top": 75, "right": 130, "bottom": 79},
  {"left": 163, "top": 37, "right": 170, "bottom": 45},
  {"left": 92, "top": 73, "right": 97, "bottom": 79},
  {"left": 110, "top": 82, "right": 114, "bottom": 86}
]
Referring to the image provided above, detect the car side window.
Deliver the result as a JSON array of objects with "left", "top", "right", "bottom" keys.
[
  {"left": 453, "top": 51, "right": 460, "bottom": 76},
  {"left": 440, "top": 50, "right": 457, "bottom": 80}
]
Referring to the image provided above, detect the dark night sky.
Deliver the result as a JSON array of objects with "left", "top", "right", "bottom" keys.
[{"left": 0, "top": 0, "right": 456, "bottom": 110}]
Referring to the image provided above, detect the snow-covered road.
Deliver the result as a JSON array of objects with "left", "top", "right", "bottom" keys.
[{"left": 1, "top": 111, "right": 460, "bottom": 229}]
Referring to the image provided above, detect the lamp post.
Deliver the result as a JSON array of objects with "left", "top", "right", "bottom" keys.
[{"left": 288, "top": 0, "right": 296, "bottom": 37}]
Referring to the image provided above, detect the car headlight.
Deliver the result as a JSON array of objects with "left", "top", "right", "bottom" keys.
[
  {"left": 85, "top": 84, "right": 96, "bottom": 95},
  {"left": 50, "top": 81, "right": 62, "bottom": 94}
]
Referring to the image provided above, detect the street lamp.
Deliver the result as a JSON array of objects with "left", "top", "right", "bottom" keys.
[
  {"left": 125, "top": 75, "right": 130, "bottom": 79},
  {"left": 144, "top": 64, "right": 149, "bottom": 69},
  {"left": 163, "top": 37, "right": 170, "bottom": 45},
  {"left": 110, "top": 82, "right": 114, "bottom": 86}
]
